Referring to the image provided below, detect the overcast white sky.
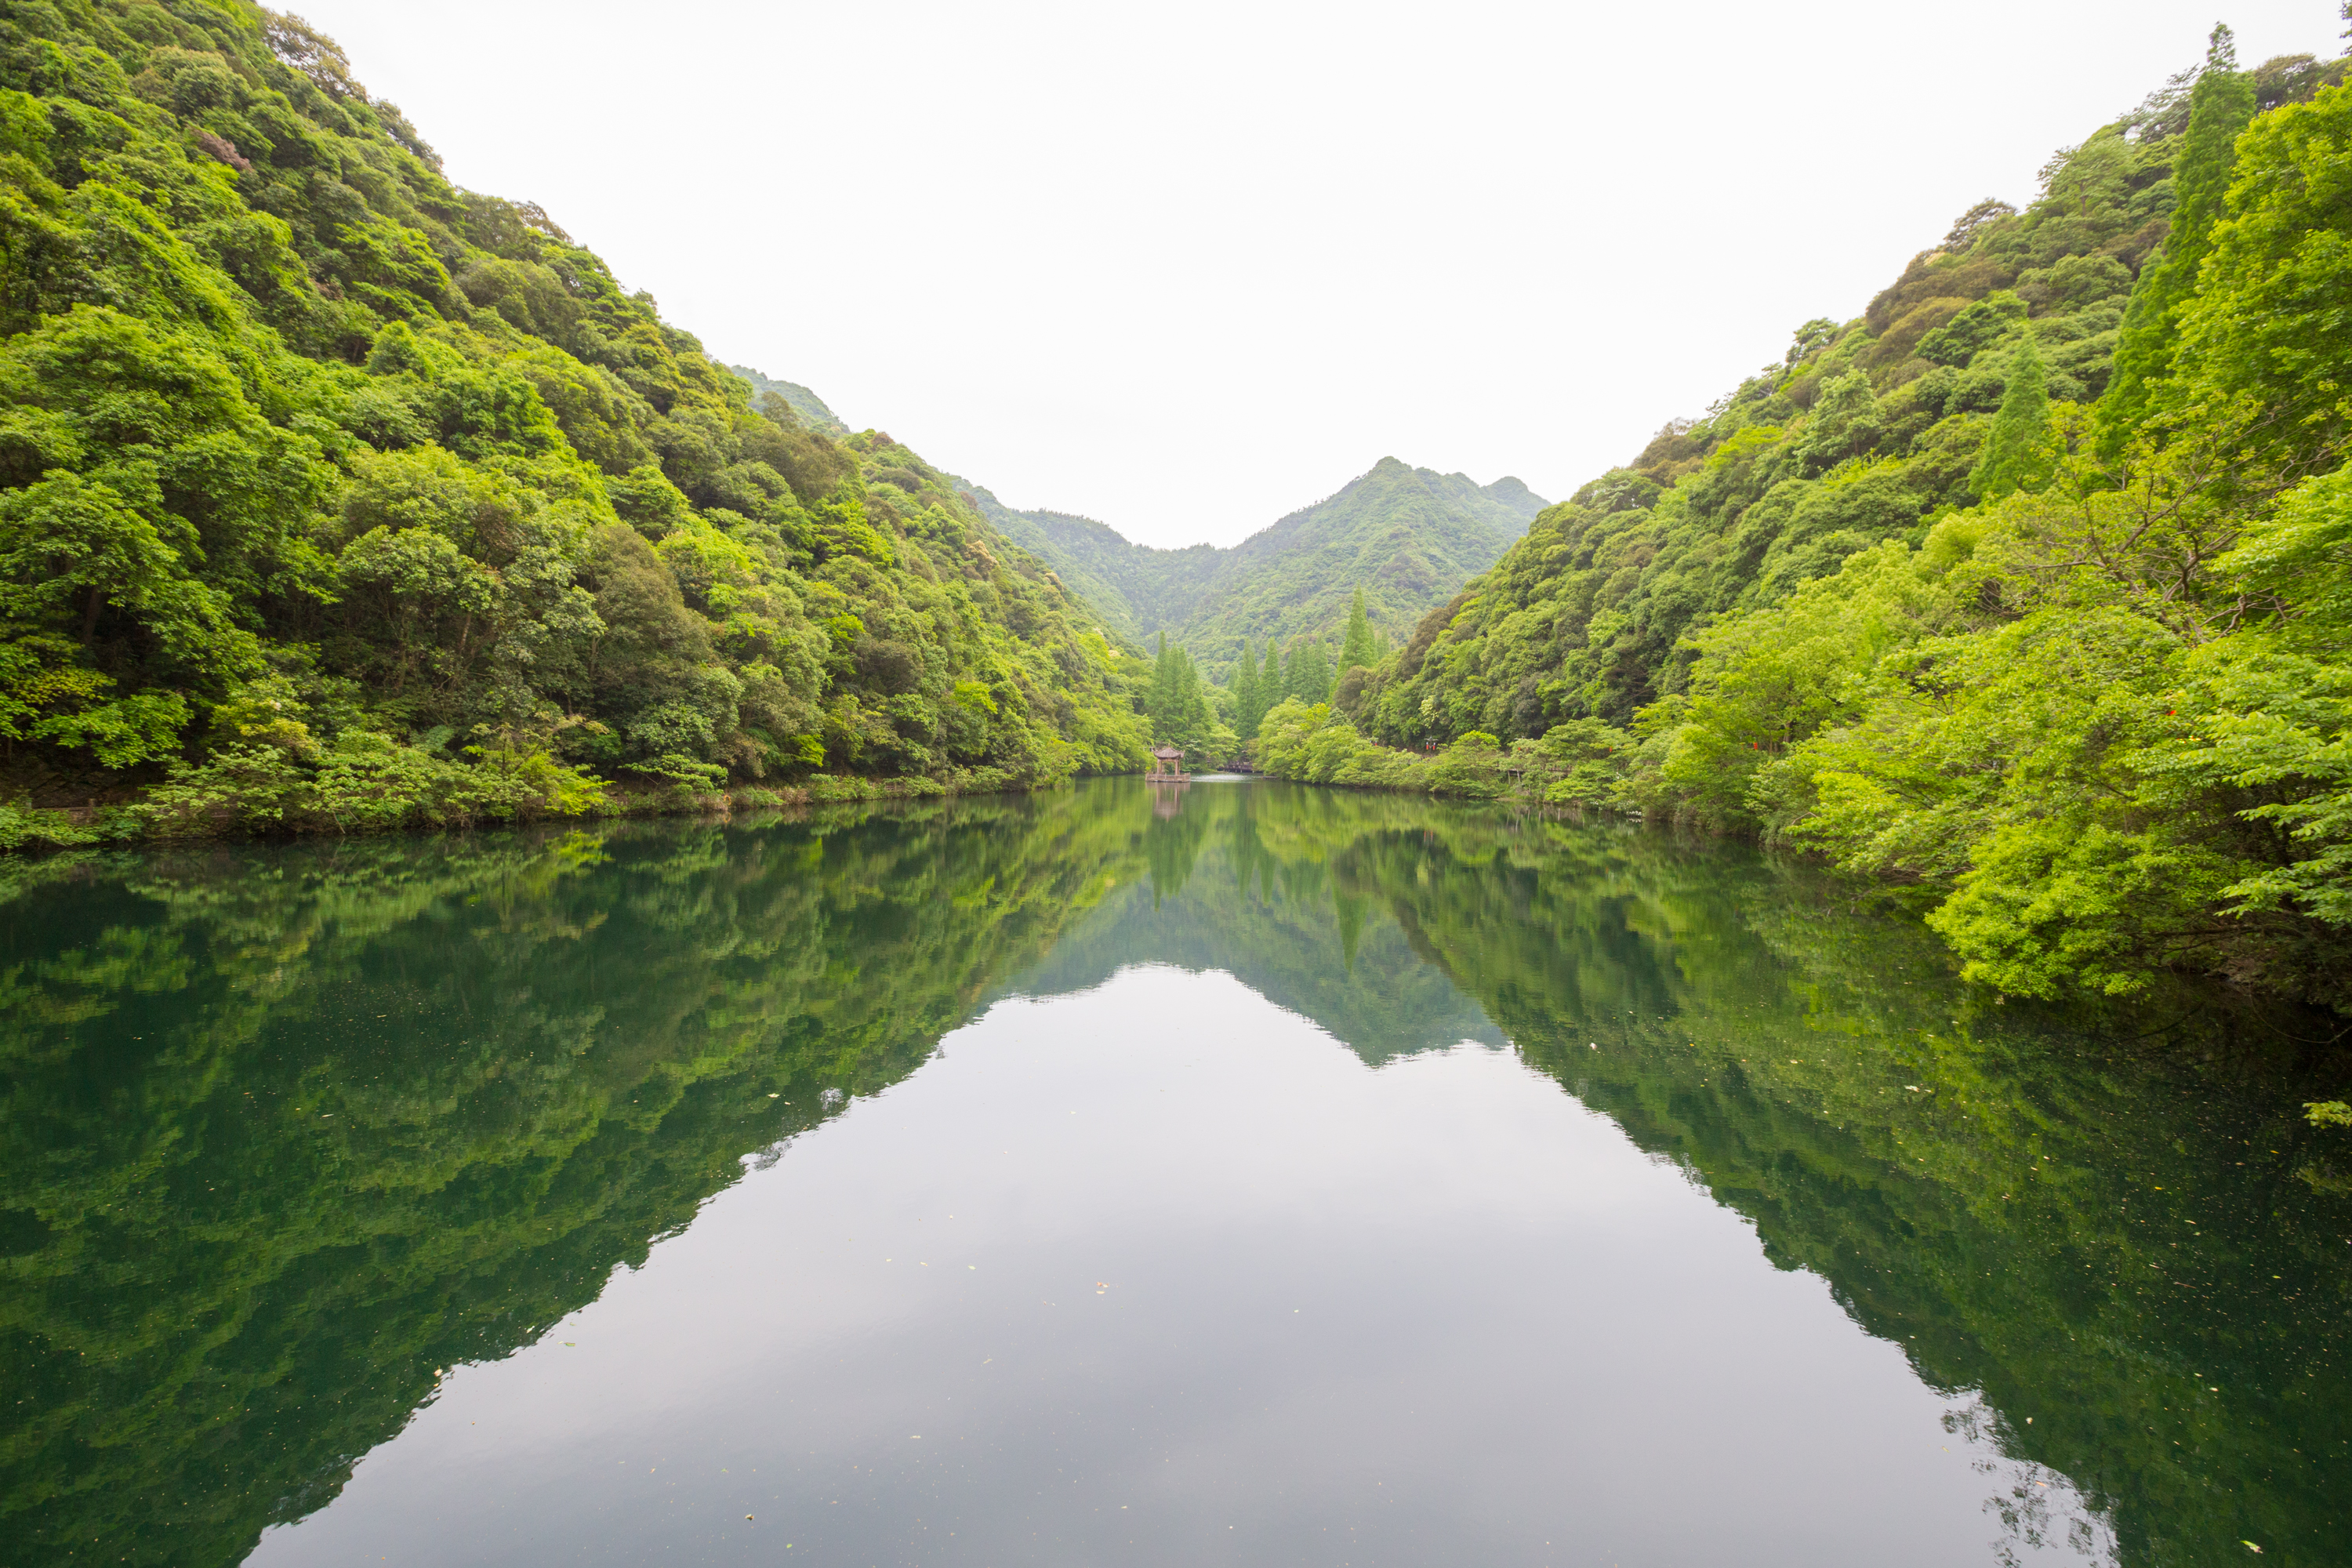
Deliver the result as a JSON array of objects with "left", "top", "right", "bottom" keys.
[{"left": 295, "top": 1, "right": 2343, "bottom": 547}]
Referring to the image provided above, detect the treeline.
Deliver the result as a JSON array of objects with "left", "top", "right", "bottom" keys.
[
  {"left": 973, "top": 457, "right": 1532, "bottom": 666},
  {"left": 1255, "top": 27, "right": 2352, "bottom": 1011},
  {"left": 1145, "top": 588, "right": 1381, "bottom": 764},
  {"left": 0, "top": 2, "right": 1151, "bottom": 850}
]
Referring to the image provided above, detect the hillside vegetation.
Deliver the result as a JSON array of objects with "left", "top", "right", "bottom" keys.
[
  {"left": 1258, "top": 30, "right": 2352, "bottom": 1009},
  {"left": 962, "top": 457, "right": 1541, "bottom": 667},
  {"left": 726, "top": 368, "right": 1538, "bottom": 687},
  {"left": 0, "top": 1, "right": 1149, "bottom": 848}
]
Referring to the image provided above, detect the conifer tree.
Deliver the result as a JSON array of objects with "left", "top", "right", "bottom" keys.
[
  {"left": 2096, "top": 25, "right": 2256, "bottom": 457},
  {"left": 1234, "top": 644, "right": 1262, "bottom": 740},
  {"left": 1147, "top": 633, "right": 1178, "bottom": 739},
  {"left": 1264, "top": 638, "right": 1284, "bottom": 708},
  {"left": 1287, "top": 639, "right": 1334, "bottom": 705},
  {"left": 1175, "top": 649, "right": 1211, "bottom": 740},
  {"left": 1339, "top": 586, "right": 1377, "bottom": 673},
  {"left": 1970, "top": 332, "right": 2054, "bottom": 503}
]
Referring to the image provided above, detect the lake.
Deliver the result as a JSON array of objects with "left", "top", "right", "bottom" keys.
[{"left": 2, "top": 777, "right": 2345, "bottom": 1566}]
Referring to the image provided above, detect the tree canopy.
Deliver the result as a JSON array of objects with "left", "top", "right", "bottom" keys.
[
  {"left": 1254, "top": 34, "right": 2352, "bottom": 1011},
  {"left": 0, "top": 0, "right": 1150, "bottom": 844}
]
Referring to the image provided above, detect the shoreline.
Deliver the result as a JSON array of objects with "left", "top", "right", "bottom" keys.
[
  {"left": 0, "top": 771, "right": 1088, "bottom": 855},
  {"left": 0, "top": 760, "right": 1513, "bottom": 857}
]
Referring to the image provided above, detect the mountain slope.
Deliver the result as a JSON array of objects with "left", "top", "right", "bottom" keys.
[
  {"left": 0, "top": 3, "right": 1148, "bottom": 839},
  {"left": 968, "top": 458, "right": 1544, "bottom": 670},
  {"left": 1361, "top": 41, "right": 2347, "bottom": 747},
  {"left": 729, "top": 363, "right": 849, "bottom": 436},
  {"left": 1266, "top": 31, "right": 2352, "bottom": 1007},
  {"left": 1172, "top": 459, "right": 1544, "bottom": 668}
]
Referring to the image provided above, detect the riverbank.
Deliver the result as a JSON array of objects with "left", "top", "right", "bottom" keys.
[
  {"left": 0, "top": 763, "right": 1065, "bottom": 854},
  {"left": 1247, "top": 696, "right": 2352, "bottom": 1017},
  {"left": 1248, "top": 698, "right": 1622, "bottom": 809}
]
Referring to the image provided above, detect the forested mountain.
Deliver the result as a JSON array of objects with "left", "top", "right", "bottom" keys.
[
  {"left": 973, "top": 458, "right": 1544, "bottom": 670},
  {"left": 728, "top": 362, "right": 848, "bottom": 437},
  {"left": 695, "top": 425, "right": 1544, "bottom": 669},
  {"left": 1262, "top": 29, "right": 2352, "bottom": 1008},
  {"left": 0, "top": 2, "right": 1150, "bottom": 846}
]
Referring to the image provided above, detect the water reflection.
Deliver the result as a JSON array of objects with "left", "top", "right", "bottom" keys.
[{"left": 0, "top": 779, "right": 2346, "bottom": 1565}]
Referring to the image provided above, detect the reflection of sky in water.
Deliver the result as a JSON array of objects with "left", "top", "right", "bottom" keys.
[
  {"left": 9, "top": 776, "right": 2339, "bottom": 1567},
  {"left": 254, "top": 967, "right": 2112, "bottom": 1566}
]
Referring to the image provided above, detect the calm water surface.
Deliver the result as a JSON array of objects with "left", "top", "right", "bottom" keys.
[{"left": 3, "top": 779, "right": 2347, "bottom": 1566}]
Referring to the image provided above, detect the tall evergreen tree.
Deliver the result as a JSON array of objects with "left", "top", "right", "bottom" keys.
[
  {"left": 1234, "top": 644, "right": 1262, "bottom": 740},
  {"left": 2096, "top": 26, "right": 2256, "bottom": 457},
  {"left": 1338, "top": 586, "right": 1377, "bottom": 673},
  {"left": 1147, "top": 633, "right": 1178, "bottom": 739},
  {"left": 1287, "top": 639, "right": 1334, "bottom": 705},
  {"left": 1178, "top": 650, "right": 1212, "bottom": 739},
  {"left": 1970, "top": 332, "right": 2054, "bottom": 503},
  {"left": 1264, "top": 638, "right": 1284, "bottom": 709}
]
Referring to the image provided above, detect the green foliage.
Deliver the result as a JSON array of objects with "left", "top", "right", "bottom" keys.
[
  {"left": 969, "top": 459, "right": 1544, "bottom": 671},
  {"left": 1283, "top": 636, "right": 1334, "bottom": 705},
  {"left": 0, "top": 2, "right": 1146, "bottom": 837},
  {"left": 1966, "top": 332, "right": 2053, "bottom": 502},
  {"left": 1338, "top": 584, "right": 1377, "bottom": 673},
  {"left": 1253, "top": 699, "right": 1629, "bottom": 806},
  {"left": 1142, "top": 633, "right": 1235, "bottom": 764},
  {"left": 2166, "top": 58, "right": 2352, "bottom": 477},
  {"left": 2098, "top": 28, "right": 2259, "bottom": 457},
  {"left": 1232, "top": 641, "right": 1264, "bottom": 741},
  {"left": 1340, "top": 43, "right": 2352, "bottom": 1008}
]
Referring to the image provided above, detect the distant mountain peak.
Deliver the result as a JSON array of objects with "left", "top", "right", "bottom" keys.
[
  {"left": 722, "top": 372, "right": 1545, "bottom": 668},
  {"left": 974, "top": 456, "right": 1547, "bottom": 668}
]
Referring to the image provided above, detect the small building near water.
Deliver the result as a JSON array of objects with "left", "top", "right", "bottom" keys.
[{"left": 1145, "top": 745, "right": 1187, "bottom": 782}]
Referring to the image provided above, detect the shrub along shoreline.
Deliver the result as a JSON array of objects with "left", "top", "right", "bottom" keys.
[
  {"left": 1248, "top": 692, "right": 2350, "bottom": 1016},
  {"left": 0, "top": 760, "right": 1049, "bottom": 851},
  {"left": 1251, "top": 698, "right": 1628, "bottom": 811}
]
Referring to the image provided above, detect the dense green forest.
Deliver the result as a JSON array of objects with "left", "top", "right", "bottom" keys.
[
  {"left": 1256, "top": 30, "right": 2352, "bottom": 1011},
  {"left": 960, "top": 456, "right": 1542, "bottom": 668},
  {"left": 0, "top": 0, "right": 1154, "bottom": 850},
  {"left": 728, "top": 365, "right": 1544, "bottom": 671},
  {"left": 727, "top": 362, "right": 848, "bottom": 438},
  {"left": 2, "top": 781, "right": 2341, "bottom": 1564}
]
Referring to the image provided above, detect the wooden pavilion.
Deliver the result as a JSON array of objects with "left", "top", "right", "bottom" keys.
[{"left": 1145, "top": 744, "right": 1188, "bottom": 782}]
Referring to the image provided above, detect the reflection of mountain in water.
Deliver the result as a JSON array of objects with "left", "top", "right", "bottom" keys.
[
  {"left": 1004, "top": 782, "right": 1502, "bottom": 1062},
  {"left": 1, "top": 779, "right": 2347, "bottom": 1566}
]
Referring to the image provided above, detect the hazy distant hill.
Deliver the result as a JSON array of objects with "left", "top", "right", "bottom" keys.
[
  {"left": 729, "top": 365, "right": 851, "bottom": 436},
  {"left": 725, "top": 369, "right": 1541, "bottom": 670},
  {"left": 975, "top": 460, "right": 1544, "bottom": 670}
]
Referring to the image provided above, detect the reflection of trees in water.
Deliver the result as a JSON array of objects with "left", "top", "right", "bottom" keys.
[
  {"left": 1011, "top": 782, "right": 1501, "bottom": 1061},
  {"left": 1, "top": 780, "right": 2344, "bottom": 1566},
  {"left": 1040, "top": 780, "right": 2351, "bottom": 1563},
  {"left": 0, "top": 795, "right": 1142, "bottom": 1567},
  {"left": 1314, "top": 801, "right": 2349, "bottom": 1568},
  {"left": 1142, "top": 782, "right": 1210, "bottom": 904}
]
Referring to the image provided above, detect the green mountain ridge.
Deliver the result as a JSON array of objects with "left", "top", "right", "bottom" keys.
[
  {"left": 973, "top": 459, "right": 1548, "bottom": 671},
  {"left": 722, "top": 367, "right": 1544, "bottom": 670},
  {"left": 0, "top": 3, "right": 1152, "bottom": 848},
  {"left": 1262, "top": 28, "right": 2352, "bottom": 1009},
  {"left": 728, "top": 364, "right": 848, "bottom": 437}
]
